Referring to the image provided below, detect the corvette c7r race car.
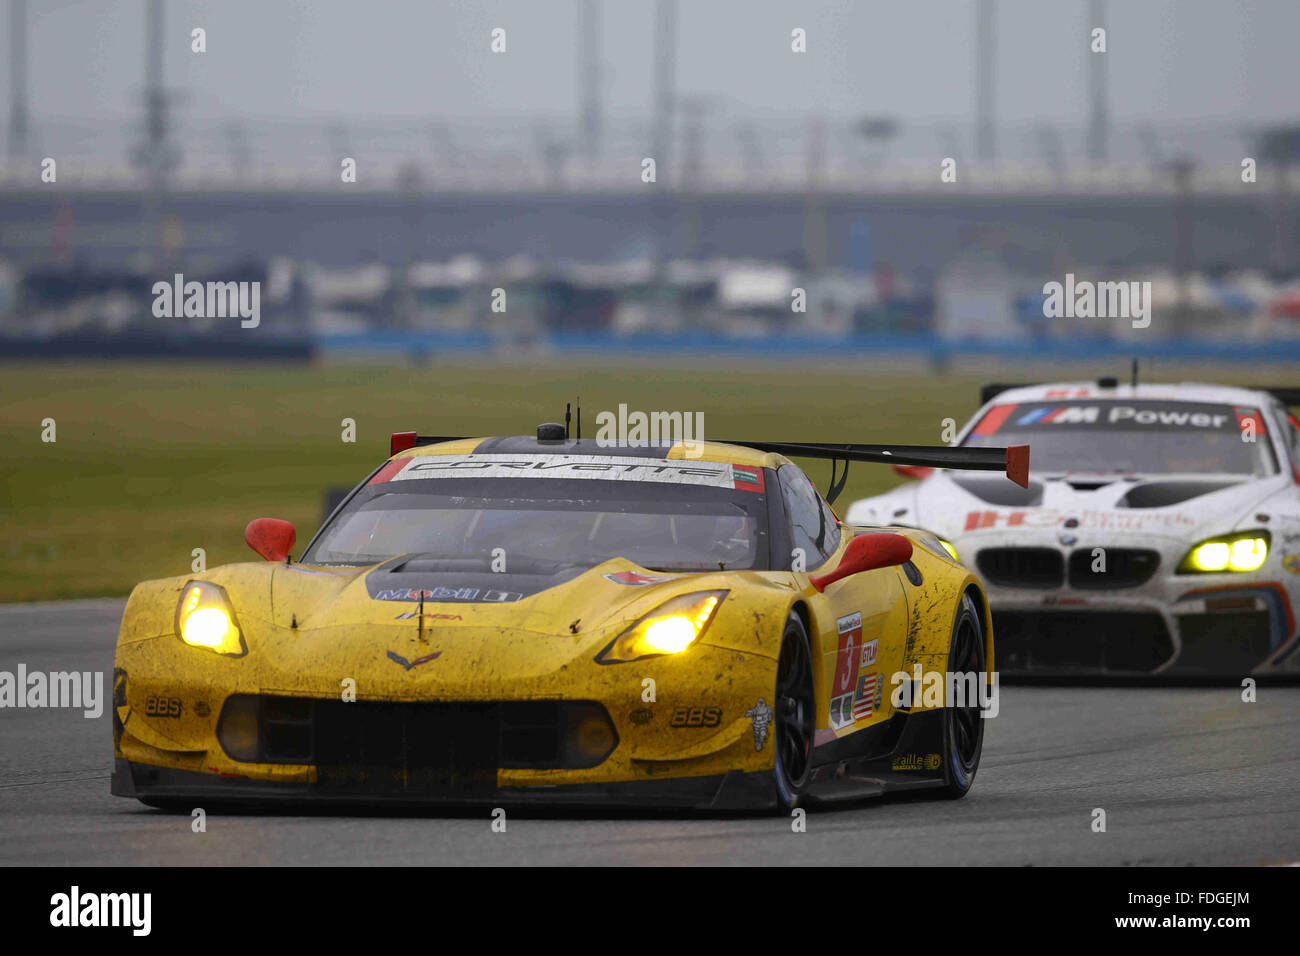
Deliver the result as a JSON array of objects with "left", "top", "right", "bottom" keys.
[
  {"left": 847, "top": 381, "right": 1300, "bottom": 677},
  {"left": 110, "top": 426, "right": 1027, "bottom": 811}
]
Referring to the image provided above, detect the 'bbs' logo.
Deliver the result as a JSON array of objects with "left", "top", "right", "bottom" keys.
[
  {"left": 669, "top": 706, "right": 722, "bottom": 728},
  {"left": 145, "top": 695, "right": 182, "bottom": 718}
]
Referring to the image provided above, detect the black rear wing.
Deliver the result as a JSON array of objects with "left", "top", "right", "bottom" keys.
[
  {"left": 716, "top": 440, "right": 1029, "bottom": 501},
  {"left": 388, "top": 431, "right": 1029, "bottom": 503}
]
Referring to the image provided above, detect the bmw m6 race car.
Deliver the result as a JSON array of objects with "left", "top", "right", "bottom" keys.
[
  {"left": 847, "top": 381, "right": 1300, "bottom": 677},
  {"left": 110, "top": 426, "right": 1024, "bottom": 810}
]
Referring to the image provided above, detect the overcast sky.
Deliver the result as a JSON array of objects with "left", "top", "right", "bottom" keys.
[{"left": 4, "top": 0, "right": 1297, "bottom": 126}]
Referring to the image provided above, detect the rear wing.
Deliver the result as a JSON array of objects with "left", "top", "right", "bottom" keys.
[
  {"left": 388, "top": 431, "right": 1029, "bottom": 503},
  {"left": 715, "top": 440, "right": 1029, "bottom": 501}
]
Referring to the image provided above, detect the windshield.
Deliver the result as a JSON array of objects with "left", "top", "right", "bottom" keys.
[
  {"left": 962, "top": 400, "right": 1278, "bottom": 476},
  {"left": 303, "top": 459, "right": 770, "bottom": 571}
]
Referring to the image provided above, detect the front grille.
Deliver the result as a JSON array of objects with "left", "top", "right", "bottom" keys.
[
  {"left": 993, "top": 610, "right": 1174, "bottom": 673},
  {"left": 976, "top": 548, "right": 1064, "bottom": 589},
  {"left": 1067, "top": 548, "right": 1160, "bottom": 589},
  {"left": 218, "top": 696, "right": 616, "bottom": 793}
]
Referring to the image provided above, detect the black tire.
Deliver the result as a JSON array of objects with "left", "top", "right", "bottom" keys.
[
  {"left": 940, "top": 593, "right": 986, "bottom": 798},
  {"left": 772, "top": 611, "right": 816, "bottom": 810}
]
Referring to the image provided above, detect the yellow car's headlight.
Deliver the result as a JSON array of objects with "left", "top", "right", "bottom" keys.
[
  {"left": 176, "top": 581, "right": 247, "bottom": 656},
  {"left": 596, "top": 590, "right": 727, "bottom": 664},
  {"left": 936, "top": 537, "right": 960, "bottom": 561},
  {"left": 1177, "top": 532, "right": 1270, "bottom": 574}
]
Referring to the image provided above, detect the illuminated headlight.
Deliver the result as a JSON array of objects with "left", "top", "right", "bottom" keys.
[
  {"left": 176, "top": 581, "right": 247, "bottom": 656},
  {"left": 596, "top": 590, "right": 727, "bottom": 664},
  {"left": 1177, "top": 532, "right": 1270, "bottom": 574}
]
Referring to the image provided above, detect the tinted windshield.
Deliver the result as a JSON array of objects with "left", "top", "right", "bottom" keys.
[
  {"left": 303, "top": 456, "right": 770, "bottom": 571},
  {"left": 962, "top": 400, "right": 1277, "bottom": 476}
]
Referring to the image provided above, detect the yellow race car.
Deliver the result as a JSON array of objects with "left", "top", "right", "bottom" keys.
[{"left": 111, "top": 424, "right": 1027, "bottom": 811}]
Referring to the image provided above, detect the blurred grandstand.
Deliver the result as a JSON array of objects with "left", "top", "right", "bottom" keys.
[{"left": 2, "top": 1, "right": 1299, "bottom": 361}]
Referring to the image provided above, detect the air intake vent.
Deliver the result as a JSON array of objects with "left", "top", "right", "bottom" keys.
[
  {"left": 976, "top": 548, "right": 1064, "bottom": 588},
  {"left": 951, "top": 477, "right": 1043, "bottom": 507},
  {"left": 1067, "top": 548, "right": 1160, "bottom": 589},
  {"left": 1119, "top": 481, "right": 1240, "bottom": 509}
]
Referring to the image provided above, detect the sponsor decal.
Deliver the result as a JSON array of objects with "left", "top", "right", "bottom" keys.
[
  {"left": 603, "top": 570, "right": 678, "bottom": 586},
  {"left": 829, "top": 693, "right": 854, "bottom": 730},
  {"left": 964, "top": 507, "right": 1195, "bottom": 533},
  {"left": 382, "top": 454, "right": 742, "bottom": 489},
  {"left": 891, "top": 753, "right": 940, "bottom": 771},
  {"left": 375, "top": 587, "right": 522, "bottom": 603},
  {"left": 859, "top": 637, "right": 878, "bottom": 667},
  {"left": 745, "top": 697, "right": 773, "bottom": 751},
  {"left": 977, "top": 399, "right": 1254, "bottom": 437},
  {"left": 972, "top": 404, "right": 1018, "bottom": 436},
  {"left": 193, "top": 701, "right": 211, "bottom": 718},
  {"left": 830, "top": 612, "right": 864, "bottom": 730},
  {"left": 852, "top": 673, "right": 881, "bottom": 722},
  {"left": 144, "top": 695, "right": 181, "bottom": 718},
  {"left": 394, "top": 611, "right": 464, "bottom": 621},
  {"left": 1282, "top": 554, "right": 1300, "bottom": 575},
  {"left": 628, "top": 708, "right": 654, "bottom": 725},
  {"left": 1234, "top": 407, "right": 1267, "bottom": 435},
  {"left": 731, "top": 464, "right": 766, "bottom": 493},
  {"left": 386, "top": 649, "right": 443, "bottom": 671},
  {"left": 669, "top": 706, "right": 722, "bottom": 728}
]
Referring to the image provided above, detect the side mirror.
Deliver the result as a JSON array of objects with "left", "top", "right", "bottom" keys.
[
  {"left": 891, "top": 463, "right": 934, "bottom": 481},
  {"left": 809, "top": 532, "right": 913, "bottom": 593},
  {"left": 245, "top": 518, "right": 296, "bottom": 562}
]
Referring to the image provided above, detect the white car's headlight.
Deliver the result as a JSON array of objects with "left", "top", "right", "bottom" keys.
[{"left": 1177, "top": 532, "right": 1269, "bottom": 574}]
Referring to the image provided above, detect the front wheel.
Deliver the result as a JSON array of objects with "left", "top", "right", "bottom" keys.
[
  {"left": 772, "top": 611, "right": 816, "bottom": 809},
  {"left": 940, "top": 593, "right": 986, "bottom": 798}
]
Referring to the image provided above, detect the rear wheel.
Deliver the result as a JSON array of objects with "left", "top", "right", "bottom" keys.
[
  {"left": 773, "top": 611, "right": 815, "bottom": 809},
  {"left": 940, "top": 593, "right": 986, "bottom": 798}
]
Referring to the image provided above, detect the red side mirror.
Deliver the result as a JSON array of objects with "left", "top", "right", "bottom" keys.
[
  {"left": 891, "top": 463, "right": 934, "bottom": 481},
  {"left": 245, "top": 518, "right": 296, "bottom": 562},
  {"left": 809, "top": 532, "right": 913, "bottom": 593}
]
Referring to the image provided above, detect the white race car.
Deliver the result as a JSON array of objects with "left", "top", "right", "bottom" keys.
[{"left": 847, "top": 380, "right": 1300, "bottom": 675}]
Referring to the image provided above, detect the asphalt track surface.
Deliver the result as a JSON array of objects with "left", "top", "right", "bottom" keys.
[{"left": 2, "top": 598, "right": 1298, "bottom": 866}]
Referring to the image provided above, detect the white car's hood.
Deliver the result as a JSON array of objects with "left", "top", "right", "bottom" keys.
[{"left": 846, "top": 470, "right": 1291, "bottom": 544}]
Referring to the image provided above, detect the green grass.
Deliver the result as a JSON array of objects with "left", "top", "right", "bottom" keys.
[{"left": 0, "top": 358, "right": 1285, "bottom": 602}]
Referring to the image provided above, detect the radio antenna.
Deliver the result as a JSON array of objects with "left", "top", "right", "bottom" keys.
[
  {"left": 1131, "top": 358, "right": 1139, "bottom": 388},
  {"left": 565, "top": 402, "right": 571, "bottom": 439},
  {"left": 577, "top": 397, "right": 582, "bottom": 441}
]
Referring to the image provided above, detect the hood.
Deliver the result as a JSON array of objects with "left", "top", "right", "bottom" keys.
[
  {"left": 849, "top": 471, "right": 1291, "bottom": 543},
  {"left": 266, "top": 556, "right": 702, "bottom": 636}
]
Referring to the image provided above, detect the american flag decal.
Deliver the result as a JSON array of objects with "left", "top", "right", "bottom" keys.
[{"left": 853, "top": 673, "right": 880, "bottom": 721}]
